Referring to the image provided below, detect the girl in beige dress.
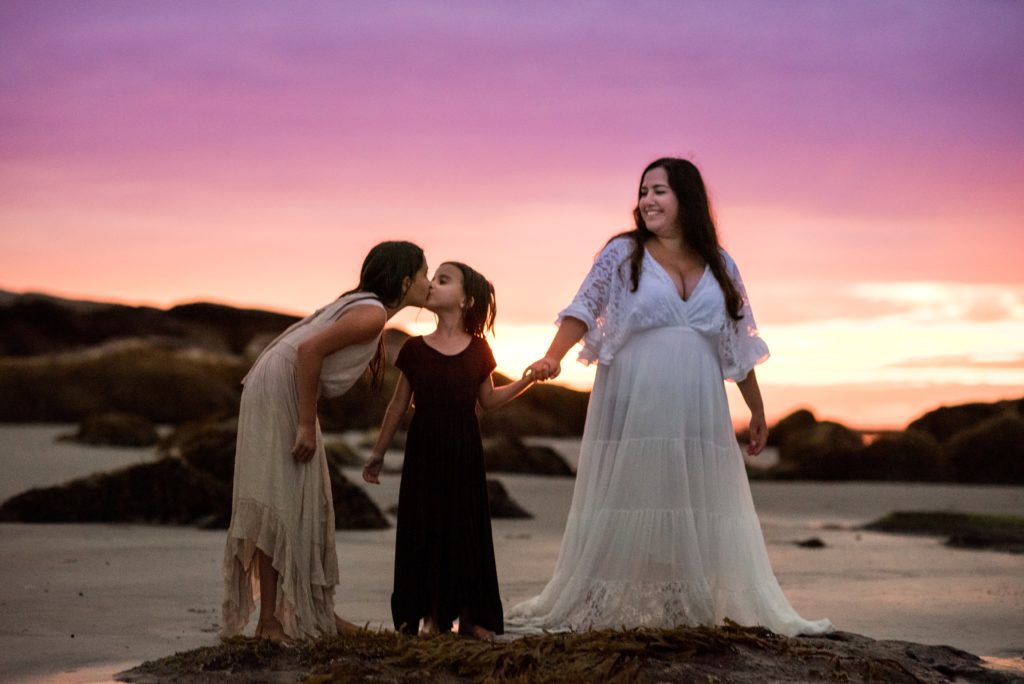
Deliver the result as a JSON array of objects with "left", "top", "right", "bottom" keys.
[{"left": 221, "top": 241, "right": 430, "bottom": 642}]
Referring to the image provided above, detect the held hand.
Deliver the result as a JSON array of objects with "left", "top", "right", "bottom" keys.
[
  {"left": 747, "top": 411, "right": 768, "bottom": 457},
  {"left": 362, "top": 454, "right": 384, "bottom": 484},
  {"left": 291, "top": 424, "right": 317, "bottom": 462},
  {"left": 528, "top": 356, "right": 561, "bottom": 382}
]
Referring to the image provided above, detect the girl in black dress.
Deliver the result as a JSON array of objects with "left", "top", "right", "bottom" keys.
[{"left": 362, "top": 261, "right": 534, "bottom": 640}]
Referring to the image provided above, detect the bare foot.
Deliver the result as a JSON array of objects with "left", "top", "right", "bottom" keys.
[
  {"left": 334, "top": 614, "right": 360, "bottom": 635},
  {"left": 420, "top": 617, "right": 442, "bottom": 635},
  {"left": 460, "top": 622, "right": 495, "bottom": 641},
  {"left": 255, "top": 617, "right": 290, "bottom": 644}
]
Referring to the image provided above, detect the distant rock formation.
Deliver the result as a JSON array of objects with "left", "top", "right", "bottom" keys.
[
  {"left": 0, "top": 291, "right": 590, "bottom": 434},
  {"left": 762, "top": 398, "right": 1024, "bottom": 483},
  {"left": 483, "top": 435, "right": 575, "bottom": 477},
  {"left": 908, "top": 398, "right": 1023, "bottom": 443},
  {"left": 0, "top": 422, "right": 389, "bottom": 529},
  {"left": 66, "top": 412, "right": 159, "bottom": 447},
  {"left": 486, "top": 479, "right": 533, "bottom": 519}
]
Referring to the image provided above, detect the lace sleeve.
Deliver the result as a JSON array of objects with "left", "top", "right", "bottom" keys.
[
  {"left": 555, "top": 239, "right": 631, "bottom": 365},
  {"left": 556, "top": 238, "right": 629, "bottom": 332},
  {"left": 717, "top": 252, "right": 770, "bottom": 382}
]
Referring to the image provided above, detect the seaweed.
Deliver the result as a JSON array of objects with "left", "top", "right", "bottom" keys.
[{"left": 119, "top": 621, "right": 1020, "bottom": 683}]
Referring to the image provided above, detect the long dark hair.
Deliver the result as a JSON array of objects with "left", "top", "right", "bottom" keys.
[
  {"left": 443, "top": 261, "right": 496, "bottom": 337},
  {"left": 612, "top": 158, "right": 743, "bottom": 321},
  {"left": 344, "top": 240, "right": 426, "bottom": 387}
]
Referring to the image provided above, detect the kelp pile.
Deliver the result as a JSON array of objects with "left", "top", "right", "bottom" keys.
[{"left": 119, "top": 622, "right": 1022, "bottom": 683}]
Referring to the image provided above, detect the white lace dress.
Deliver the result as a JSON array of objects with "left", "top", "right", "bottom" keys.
[
  {"left": 505, "top": 237, "right": 832, "bottom": 636},
  {"left": 221, "top": 293, "right": 384, "bottom": 640}
]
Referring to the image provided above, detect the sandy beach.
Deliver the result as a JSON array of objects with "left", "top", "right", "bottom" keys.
[{"left": 1, "top": 425, "right": 1022, "bottom": 683}]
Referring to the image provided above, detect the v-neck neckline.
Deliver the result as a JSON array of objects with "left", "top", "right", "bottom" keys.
[
  {"left": 421, "top": 335, "right": 474, "bottom": 357},
  {"left": 644, "top": 248, "right": 710, "bottom": 303}
]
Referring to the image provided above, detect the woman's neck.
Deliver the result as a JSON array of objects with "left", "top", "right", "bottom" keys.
[{"left": 649, "top": 233, "right": 695, "bottom": 258}]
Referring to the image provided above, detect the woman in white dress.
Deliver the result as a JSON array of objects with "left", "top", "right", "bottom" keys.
[
  {"left": 221, "top": 241, "right": 431, "bottom": 642},
  {"left": 508, "top": 158, "right": 831, "bottom": 636}
]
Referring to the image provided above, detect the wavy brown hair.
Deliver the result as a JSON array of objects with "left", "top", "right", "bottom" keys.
[
  {"left": 611, "top": 158, "right": 743, "bottom": 321},
  {"left": 343, "top": 241, "right": 426, "bottom": 388}
]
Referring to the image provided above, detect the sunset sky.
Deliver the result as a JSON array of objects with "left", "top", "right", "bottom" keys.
[{"left": 2, "top": 1, "right": 1022, "bottom": 428}]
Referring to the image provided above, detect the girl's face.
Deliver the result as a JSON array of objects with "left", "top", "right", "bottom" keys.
[
  {"left": 401, "top": 261, "right": 431, "bottom": 308},
  {"left": 425, "top": 263, "right": 467, "bottom": 314},
  {"left": 638, "top": 166, "right": 681, "bottom": 238}
]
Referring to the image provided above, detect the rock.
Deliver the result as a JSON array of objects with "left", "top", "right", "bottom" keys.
[
  {"left": 858, "top": 430, "right": 949, "bottom": 481},
  {"left": 483, "top": 435, "right": 574, "bottom": 476},
  {"left": 0, "top": 343, "right": 243, "bottom": 423},
  {"left": 863, "top": 511, "right": 1024, "bottom": 554},
  {"left": 71, "top": 412, "right": 159, "bottom": 447},
  {"left": 947, "top": 413, "right": 1024, "bottom": 484},
  {"left": 907, "top": 399, "right": 1023, "bottom": 443},
  {"left": 479, "top": 377, "right": 590, "bottom": 437},
  {"left": 0, "top": 458, "right": 230, "bottom": 526},
  {"left": 486, "top": 479, "right": 533, "bottom": 519},
  {"left": 325, "top": 440, "right": 365, "bottom": 468},
  {"left": 173, "top": 422, "right": 238, "bottom": 483},
  {"left": 777, "top": 421, "right": 864, "bottom": 480},
  {"left": 766, "top": 408, "right": 818, "bottom": 448},
  {"left": 325, "top": 460, "right": 389, "bottom": 530},
  {"left": 795, "top": 537, "right": 826, "bottom": 548},
  {"left": 120, "top": 623, "right": 1024, "bottom": 684},
  {"left": 7, "top": 420, "right": 391, "bottom": 530}
]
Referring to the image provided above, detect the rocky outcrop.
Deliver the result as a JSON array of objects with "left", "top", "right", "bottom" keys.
[
  {"left": 858, "top": 430, "right": 948, "bottom": 482},
  {"left": 0, "top": 457, "right": 230, "bottom": 527},
  {"left": 948, "top": 413, "right": 1024, "bottom": 484},
  {"left": 907, "top": 399, "right": 1024, "bottom": 443},
  {"left": 486, "top": 479, "right": 533, "bottom": 519},
  {"left": 1, "top": 422, "right": 389, "bottom": 529},
  {"left": 777, "top": 421, "right": 865, "bottom": 480},
  {"left": 68, "top": 412, "right": 159, "bottom": 447},
  {"left": 483, "top": 435, "right": 574, "bottom": 476},
  {"left": 766, "top": 408, "right": 818, "bottom": 448}
]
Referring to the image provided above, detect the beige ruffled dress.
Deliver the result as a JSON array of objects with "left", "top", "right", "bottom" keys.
[{"left": 221, "top": 293, "right": 383, "bottom": 640}]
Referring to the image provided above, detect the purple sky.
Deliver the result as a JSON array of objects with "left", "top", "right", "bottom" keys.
[{"left": 1, "top": 1, "right": 1022, "bottom": 425}]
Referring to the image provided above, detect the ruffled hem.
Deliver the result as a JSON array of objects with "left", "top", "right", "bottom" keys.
[
  {"left": 221, "top": 497, "right": 338, "bottom": 640},
  {"left": 506, "top": 577, "right": 833, "bottom": 636}
]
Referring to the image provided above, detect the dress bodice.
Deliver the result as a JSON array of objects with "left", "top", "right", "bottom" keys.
[
  {"left": 396, "top": 336, "right": 496, "bottom": 417},
  {"left": 244, "top": 293, "right": 385, "bottom": 398},
  {"left": 557, "top": 237, "right": 769, "bottom": 382}
]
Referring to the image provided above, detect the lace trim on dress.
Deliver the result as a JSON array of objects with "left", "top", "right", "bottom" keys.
[
  {"left": 716, "top": 253, "right": 770, "bottom": 382},
  {"left": 556, "top": 239, "right": 770, "bottom": 379}
]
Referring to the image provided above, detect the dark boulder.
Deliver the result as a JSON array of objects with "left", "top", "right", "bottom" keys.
[
  {"left": 325, "top": 440, "right": 366, "bottom": 468},
  {"left": 907, "top": 399, "right": 1023, "bottom": 443},
  {"left": 486, "top": 479, "right": 533, "bottom": 519},
  {"left": 483, "top": 435, "right": 574, "bottom": 477},
  {"left": 858, "top": 430, "right": 949, "bottom": 481},
  {"left": 778, "top": 421, "right": 864, "bottom": 480},
  {"left": 766, "top": 408, "right": 818, "bottom": 448},
  {"left": 326, "top": 460, "right": 389, "bottom": 529},
  {"left": 0, "top": 457, "right": 230, "bottom": 526},
  {"left": 8, "top": 420, "right": 391, "bottom": 529},
  {"left": 947, "top": 413, "right": 1024, "bottom": 484},
  {"left": 71, "top": 412, "right": 158, "bottom": 447}
]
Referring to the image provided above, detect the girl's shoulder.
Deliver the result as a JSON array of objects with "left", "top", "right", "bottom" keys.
[{"left": 471, "top": 334, "right": 494, "bottom": 353}]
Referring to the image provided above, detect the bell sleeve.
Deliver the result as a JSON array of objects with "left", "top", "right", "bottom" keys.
[
  {"left": 717, "top": 253, "right": 770, "bottom": 382},
  {"left": 556, "top": 238, "right": 630, "bottom": 365}
]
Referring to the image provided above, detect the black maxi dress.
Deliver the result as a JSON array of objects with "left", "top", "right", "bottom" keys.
[{"left": 391, "top": 335, "right": 504, "bottom": 635}]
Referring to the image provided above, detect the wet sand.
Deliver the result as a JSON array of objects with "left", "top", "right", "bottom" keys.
[{"left": 0, "top": 425, "right": 1021, "bottom": 682}]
